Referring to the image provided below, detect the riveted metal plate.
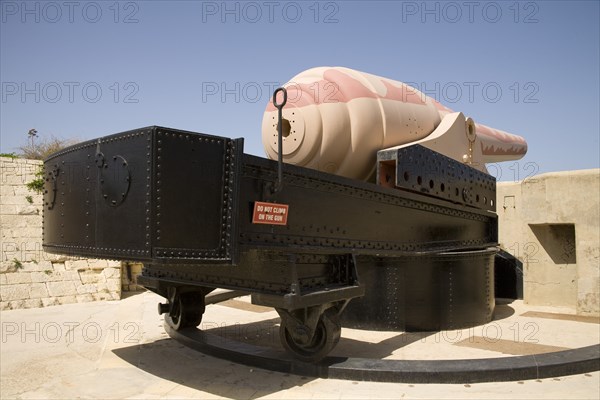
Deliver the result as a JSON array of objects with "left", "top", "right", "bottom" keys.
[
  {"left": 43, "top": 126, "right": 243, "bottom": 263},
  {"left": 236, "top": 155, "right": 497, "bottom": 256},
  {"left": 99, "top": 154, "right": 131, "bottom": 207},
  {"left": 152, "top": 127, "right": 242, "bottom": 263},
  {"left": 377, "top": 145, "right": 497, "bottom": 212},
  {"left": 43, "top": 127, "right": 153, "bottom": 259}
]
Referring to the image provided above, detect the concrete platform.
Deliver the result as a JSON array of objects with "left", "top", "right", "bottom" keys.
[{"left": 1, "top": 291, "right": 599, "bottom": 399}]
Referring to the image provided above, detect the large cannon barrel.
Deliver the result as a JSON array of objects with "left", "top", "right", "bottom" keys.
[
  {"left": 40, "top": 70, "right": 513, "bottom": 362},
  {"left": 262, "top": 67, "right": 527, "bottom": 181}
]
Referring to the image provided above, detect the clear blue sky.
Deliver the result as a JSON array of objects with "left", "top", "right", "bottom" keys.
[{"left": 1, "top": 0, "right": 598, "bottom": 181}]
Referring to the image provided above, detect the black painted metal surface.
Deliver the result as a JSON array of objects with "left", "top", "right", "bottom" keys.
[
  {"left": 43, "top": 127, "right": 241, "bottom": 263},
  {"left": 495, "top": 249, "right": 524, "bottom": 299},
  {"left": 342, "top": 248, "right": 496, "bottom": 331},
  {"left": 43, "top": 125, "right": 499, "bottom": 339},
  {"left": 377, "top": 144, "right": 497, "bottom": 212},
  {"left": 44, "top": 127, "right": 497, "bottom": 261}
]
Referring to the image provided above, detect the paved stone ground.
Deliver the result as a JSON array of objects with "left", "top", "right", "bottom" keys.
[{"left": 1, "top": 291, "right": 598, "bottom": 399}]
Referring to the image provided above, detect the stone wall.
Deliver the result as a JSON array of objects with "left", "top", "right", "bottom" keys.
[
  {"left": 121, "top": 262, "right": 144, "bottom": 292},
  {"left": 0, "top": 157, "right": 122, "bottom": 310},
  {"left": 497, "top": 169, "right": 599, "bottom": 316}
]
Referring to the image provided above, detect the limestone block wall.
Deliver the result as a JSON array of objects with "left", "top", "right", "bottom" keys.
[
  {"left": 121, "top": 262, "right": 144, "bottom": 292},
  {"left": 0, "top": 157, "right": 122, "bottom": 310},
  {"left": 497, "top": 169, "right": 599, "bottom": 316}
]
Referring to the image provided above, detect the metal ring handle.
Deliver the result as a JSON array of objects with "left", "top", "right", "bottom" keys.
[{"left": 273, "top": 87, "right": 287, "bottom": 109}]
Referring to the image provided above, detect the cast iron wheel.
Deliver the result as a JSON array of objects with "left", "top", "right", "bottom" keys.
[
  {"left": 279, "top": 309, "right": 342, "bottom": 363},
  {"left": 165, "top": 292, "right": 205, "bottom": 331}
]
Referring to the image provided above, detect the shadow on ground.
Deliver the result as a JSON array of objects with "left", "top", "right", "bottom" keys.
[
  {"left": 112, "top": 337, "right": 316, "bottom": 399},
  {"left": 493, "top": 303, "right": 516, "bottom": 321},
  {"left": 113, "top": 303, "right": 517, "bottom": 395},
  {"left": 113, "top": 316, "right": 438, "bottom": 394},
  {"left": 120, "top": 290, "right": 147, "bottom": 300}
]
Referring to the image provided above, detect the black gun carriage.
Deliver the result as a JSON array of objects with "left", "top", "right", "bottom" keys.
[{"left": 43, "top": 117, "right": 498, "bottom": 362}]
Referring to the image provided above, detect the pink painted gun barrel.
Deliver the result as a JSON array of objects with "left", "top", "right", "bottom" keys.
[{"left": 261, "top": 67, "right": 527, "bottom": 181}]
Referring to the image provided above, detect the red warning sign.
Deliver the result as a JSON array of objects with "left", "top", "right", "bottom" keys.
[{"left": 252, "top": 201, "right": 289, "bottom": 226}]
